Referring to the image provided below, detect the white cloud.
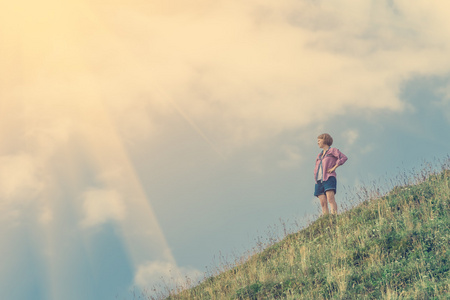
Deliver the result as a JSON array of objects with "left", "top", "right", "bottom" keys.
[
  {"left": 89, "top": 0, "right": 450, "bottom": 153},
  {"left": 80, "top": 188, "right": 126, "bottom": 228},
  {"left": 342, "top": 130, "right": 359, "bottom": 146},
  {"left": 38, "top": 206, "right": 53, "bottom": 224},
  {"left": 3, "top": 0, "right": 450, "bottom": 157},
  {"left": 0, "top": 154, "right": 43, "bottom": 201},
  {"left": 278, "top": 145, "right": 302, "bottom": 169},
  {"left": 134, "top": 260, "right": 203, "bottom": 291},
  {"left": 0, "top": 154, "right": 44, "bottom": 222}
]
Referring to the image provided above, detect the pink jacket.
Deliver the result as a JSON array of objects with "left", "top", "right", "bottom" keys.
[{"left": 314, "top": 147, "right": 348, "bottom": 183}]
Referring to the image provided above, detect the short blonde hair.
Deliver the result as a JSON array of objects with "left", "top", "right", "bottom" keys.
[{"left": 318, "top": 133, "right": 333, "bottom": 146}]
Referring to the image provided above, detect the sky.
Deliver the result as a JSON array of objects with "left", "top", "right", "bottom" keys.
[{"left": 1, "top": 0, "right": 450, "bottom": 299}]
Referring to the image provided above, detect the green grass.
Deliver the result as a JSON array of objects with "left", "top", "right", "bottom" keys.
[{"left": 143, "top": 160, "right": 450, "bottom": 300}]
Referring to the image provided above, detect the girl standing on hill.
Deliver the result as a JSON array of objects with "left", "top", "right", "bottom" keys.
[{"left": 314, "top": 133, "right": 348, "bottom": 216}]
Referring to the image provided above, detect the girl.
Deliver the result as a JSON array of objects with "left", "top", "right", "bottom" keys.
[{"left": 314, "top": 133, "right": 348, "bottom": 215}]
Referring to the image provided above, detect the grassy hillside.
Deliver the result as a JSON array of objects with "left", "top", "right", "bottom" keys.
[{"left": 150, "top": 164, "right": 450, "bottom": 299}]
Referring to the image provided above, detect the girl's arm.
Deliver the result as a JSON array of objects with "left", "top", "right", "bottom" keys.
[{"left": 327, "top": 148, "right": 348, "bottom": 173}]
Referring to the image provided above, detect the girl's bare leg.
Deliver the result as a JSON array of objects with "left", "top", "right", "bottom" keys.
[
  {"left": 326, "top": 190, "right": 338, "bottom": 215},
  {"left": 318, "top": 194, "right": 329, "bottom": 216}
]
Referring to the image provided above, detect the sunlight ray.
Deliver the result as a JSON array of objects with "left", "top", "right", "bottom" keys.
[
  {"left": 156, "top": 88, "right": 227, "bottom": 159},
  {"left": 0, "top": 0, "right": 183, "bottom": 298}
]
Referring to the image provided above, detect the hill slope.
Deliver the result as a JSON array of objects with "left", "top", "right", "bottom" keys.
[{"left": 161, "top": 168, "right": 449, "bottom": 299}]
